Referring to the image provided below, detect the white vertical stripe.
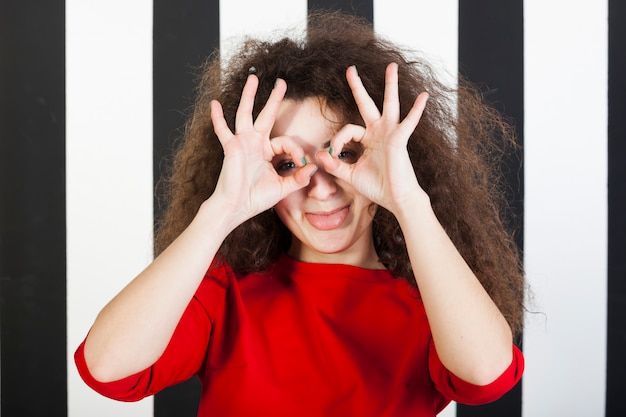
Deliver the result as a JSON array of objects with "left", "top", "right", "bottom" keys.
[
  {"left": 219, "top": 0, "right": 308, "bottom": 63},
  {"left": 523, "top": 1, "right": 608, "bottom": 416},
  {"left": 375, "top": 2, "right": 458, "bottom": 416},
  {"left": 66, "top": 1, "right": 154, "bottom": 416},
  {"left": 374, "top": 0, "right": 458, "bottom": 88}
]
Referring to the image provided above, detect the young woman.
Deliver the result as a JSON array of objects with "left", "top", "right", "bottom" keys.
[{"left": 76, "top": 12, "right": 525, "bottom": 416}]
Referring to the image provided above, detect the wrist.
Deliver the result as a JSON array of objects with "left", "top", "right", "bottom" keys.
[
  {"left": 390, "top": 190, "right": 433, "bottom": 224},
  {"left": 194, "top": 196, "right": 245, "bottom": 238}
]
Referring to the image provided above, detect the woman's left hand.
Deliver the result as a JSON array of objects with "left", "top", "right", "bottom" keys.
[{"left": 317, "top": 63, "right": 429, "bottom": 215}]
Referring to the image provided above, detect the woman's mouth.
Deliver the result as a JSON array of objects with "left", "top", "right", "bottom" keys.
[{"left": 305, "top": 206, "right": 349, "bottom": 230}]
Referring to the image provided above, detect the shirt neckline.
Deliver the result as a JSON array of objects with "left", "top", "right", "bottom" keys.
[{"left": 276, "top": 254, "right": 394, "bottom": 282}]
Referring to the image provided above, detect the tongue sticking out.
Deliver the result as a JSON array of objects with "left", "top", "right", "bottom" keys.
[{"left": 305, "top": 207, "right": 349, "bottom": 230}]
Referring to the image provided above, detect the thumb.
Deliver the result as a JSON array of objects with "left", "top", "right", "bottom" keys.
[
  {"left": 316, "top": 150, "right": 353, "bottom": 184},
  {"left": 280, "top": 163, "right": 318, "bottom": 195}
]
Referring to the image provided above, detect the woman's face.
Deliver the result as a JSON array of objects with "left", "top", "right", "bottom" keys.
[{"left": 271, "top": 98, "right": 381, "bottom": 268}]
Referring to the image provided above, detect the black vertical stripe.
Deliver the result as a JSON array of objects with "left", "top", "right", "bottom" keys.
[
  {"left": 153, "top": 0, "right": 220, "bottom": 225},
  {"left": 458, "top": 1, "right": 524, "bottom": 416},
  {"left": 0, "top": 0, "right": 67, "bottom": 416},
  {"left": 153, "top": 0, "right": 220, "bottom": 416},
  {"left": 308, "top": 0, "right": 373, "bottom": 23},
  {"left": 607, "top": 1, "right": 626, "bottom": 416}
]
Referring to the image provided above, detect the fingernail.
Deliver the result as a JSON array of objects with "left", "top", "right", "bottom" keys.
[
  {"left": 328, "top": 146, "right": 334, "bottom": 157},
  {"left": 274, "top": 78, "right": 282, "bottom": 88},
  {"left": 351, "top": 65, "right": 358, "bottom": 76},
  {"left": 301, "top": 156, "right": 307, "bottom": 166},
  {"left": 309, "top": 166, "right": 318, "bottom": 177}
]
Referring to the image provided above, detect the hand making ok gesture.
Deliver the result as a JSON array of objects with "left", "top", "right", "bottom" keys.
[{"left": 317, "top": 63, "right": 430, "bottom": 216}]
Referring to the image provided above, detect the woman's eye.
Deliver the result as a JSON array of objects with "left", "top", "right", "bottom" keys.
[
  {"left": 275, "top": 160, "right": 297, "bottom": 176},
  {"left": 337, "top": 150, "right": 353, "bottom": 160},
  {"left": 337, "top": 144, "right": 363, "bottom": 164}
]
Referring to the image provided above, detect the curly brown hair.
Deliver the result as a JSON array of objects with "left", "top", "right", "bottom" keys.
[{"left": 155, "top": 11, "right": 526, "bottom": 336}]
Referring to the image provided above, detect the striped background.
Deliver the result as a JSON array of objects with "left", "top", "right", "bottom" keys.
[{"left": 1, "top": 0, "right": 624, "bottom": 416}]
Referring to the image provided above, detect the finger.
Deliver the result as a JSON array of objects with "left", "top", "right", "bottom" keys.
[
  {"left": 329, "top": 124, "right": 367, "bottom": 155},
  {"left": 346, "top": 65, "right": 381, "bottom": 124},
  {"left": 254, "top": 78, "right": 287, "bottom": 134},
  {"left": 397, "top": 92, "right": 429, "bottom": 141},
  {"left": 316, "top": 149, "right": 353, "bottom": 184},
  {"left": 278, "top": 164, "right": 318, "bottom": 195},
  {"left": 269, "top": 135, "right": 306, "bottom": 167},
  {"left": 292, "top": 164, "right": 319, "bottom": 186},
  {"left": 270, "top": 135, "right": 318, "bottom": 184},
  {"left": 324, "top": 124, "right": 366, "bottom": 181},
  {"left": 210, "top": 100, "right": 234, "bottom": 145},
  {"left": 235, "top": 74, "right": 259, "bottom": 133},
  {"left": 382, "top": 62, "right": 400, "bottom": 122}
]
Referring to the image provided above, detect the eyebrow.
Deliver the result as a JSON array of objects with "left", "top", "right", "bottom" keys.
[{"left": 323, "top": 140, "right": 331, "bottom": 148}]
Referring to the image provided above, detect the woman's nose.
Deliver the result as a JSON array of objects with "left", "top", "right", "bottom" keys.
[{"left": 306, "top": 166, "right": 337, "bottom": 200}]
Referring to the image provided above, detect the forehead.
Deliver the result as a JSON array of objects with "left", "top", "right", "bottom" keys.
[{"left": 271, "top": 98, "right": 340, "bottom": 148}]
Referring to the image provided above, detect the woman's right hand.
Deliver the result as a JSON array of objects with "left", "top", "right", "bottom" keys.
[
  {"left": 83, "top": 76, "right": 318, "bottom": 384},
  {"left": 210, "top": 75, "right": 317, "bottom": 229}
]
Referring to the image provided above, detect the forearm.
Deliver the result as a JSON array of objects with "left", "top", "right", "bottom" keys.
[
  {"left": 394, "top": 194, "right": 513, "bottom": 385},
  {"left": 83, "top": 198, "right": 237, "bottom": 382}
]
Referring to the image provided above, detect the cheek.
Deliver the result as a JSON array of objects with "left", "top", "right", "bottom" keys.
[
  {"left": 274, "top": 194, "right": 301, "bottom": 225},
  {"left": 355, "top": 200, "right": 377, "bottom": 229},
  {"left": 353, "top": 194, "right": 375, "bottom": 215}
]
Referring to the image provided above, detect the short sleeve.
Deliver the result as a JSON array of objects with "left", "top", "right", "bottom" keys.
[
  {"left": 429, "top": 341, "right": 524, "bottom": 406},
  {"left": 75, "top": 338, "right": 155, "bottom": 402},
  {"left": 74, "top": 264, "right": 232, "bottom": 401}
]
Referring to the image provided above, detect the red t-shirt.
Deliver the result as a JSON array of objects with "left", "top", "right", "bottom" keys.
[{"left": 75, "top": 255, "right": 523, "bottom": 416}]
